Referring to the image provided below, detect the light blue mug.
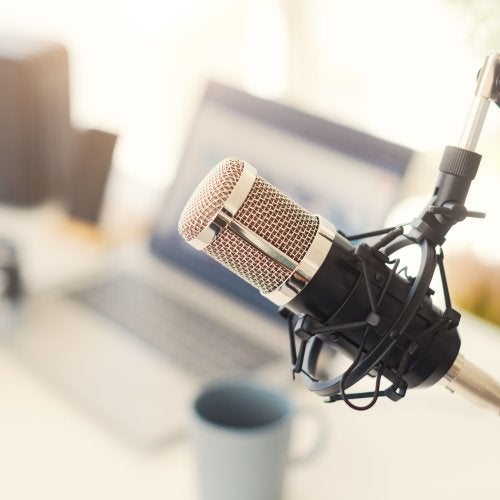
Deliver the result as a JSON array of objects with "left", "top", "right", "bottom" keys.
[{"left": 192, "top": 379, "right": 322, "bottom": 500}]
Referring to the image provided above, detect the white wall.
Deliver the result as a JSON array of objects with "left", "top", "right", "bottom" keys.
[{"left": 0, "top": 0, "right": 498, "bottom": 189}]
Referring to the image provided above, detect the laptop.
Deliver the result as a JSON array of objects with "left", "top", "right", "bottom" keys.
[{"left": 0, "top": 82, "right": 413, "bottom": 446}]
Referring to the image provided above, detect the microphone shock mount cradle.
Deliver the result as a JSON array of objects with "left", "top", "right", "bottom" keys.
[{"left": 282, "top": 52, "right": 500, "bottom": 411}]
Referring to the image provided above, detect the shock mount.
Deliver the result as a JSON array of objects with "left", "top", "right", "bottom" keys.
[{"left": 283, "top": 52, "right": 500, "bottom": 410}]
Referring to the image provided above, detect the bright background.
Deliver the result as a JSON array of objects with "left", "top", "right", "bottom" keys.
[
  {"left": 1, "top": 0, "right": 499, "bottom": 316},
  {"left": 1, "top": 0, "right": 499, "bottom": 187},
  {"left": 0, "top": 5, "right": 500, "bottom": 500}
]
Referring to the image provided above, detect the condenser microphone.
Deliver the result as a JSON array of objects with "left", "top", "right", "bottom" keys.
[{"left": 179, "top": 157, "right": 500, "bottom": 414}]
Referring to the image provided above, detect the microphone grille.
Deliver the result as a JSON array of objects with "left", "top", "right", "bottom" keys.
[
  {"left": 179, "top": 157, "right": 320, "bottom": 295},
  {"left": 206, "top": 175, "right": 319, "bottom": 293},
  {"left": 231, "top": 176, "right": 318, "bottom": 264},
  {"left": 178, "top": 157, "right": 245, "bottom": 242}
]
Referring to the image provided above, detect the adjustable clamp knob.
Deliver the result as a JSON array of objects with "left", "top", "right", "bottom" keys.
[{"left": 429, "top": 203, "right": 485, "bottom": 222}]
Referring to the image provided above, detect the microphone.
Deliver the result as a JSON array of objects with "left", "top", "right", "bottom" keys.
[{"left": 178, "top": 157, "right": 500, "bottom": 414}]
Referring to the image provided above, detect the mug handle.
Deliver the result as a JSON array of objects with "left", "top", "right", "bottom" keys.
[{"left": 287, "top": 406, "right": 328, "bottom": 465}]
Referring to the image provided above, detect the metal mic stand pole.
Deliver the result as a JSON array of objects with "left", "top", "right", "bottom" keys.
[
  {"left": 459, "top": 52, "right": 500, "bottom": 151},
  {"left": 437, "top": 52, "right": 500, "bottom": 414}
]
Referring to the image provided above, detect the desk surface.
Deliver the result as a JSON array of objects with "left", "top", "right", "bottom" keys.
[{"left": 0, "top": 204, "right": 499, "bottom": 500}]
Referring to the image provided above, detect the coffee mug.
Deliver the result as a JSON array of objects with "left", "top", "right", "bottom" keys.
[{"left": 191, "top": 379, "right": 322, "bottom": 500}]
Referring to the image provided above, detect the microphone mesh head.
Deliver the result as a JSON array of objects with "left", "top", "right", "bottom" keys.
[
  {"left": 178, "top": 157, "right": 245, "bottom": 242},
  {"left": 179, "top": 158, "right": 319, "bottom": 294}
]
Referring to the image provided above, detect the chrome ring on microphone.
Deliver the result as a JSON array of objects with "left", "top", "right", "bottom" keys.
[{"left": 264, "top": 217, "right": 337, "bottom": 306}]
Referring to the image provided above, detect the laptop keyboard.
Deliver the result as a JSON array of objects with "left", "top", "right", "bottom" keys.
[{"left": 68, "top": 274, "right": 281, "bottom": 380}]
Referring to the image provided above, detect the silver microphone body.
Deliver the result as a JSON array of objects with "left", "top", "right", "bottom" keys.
[{"left": 179, "top": 157, "right": 500, "bottom": 415}]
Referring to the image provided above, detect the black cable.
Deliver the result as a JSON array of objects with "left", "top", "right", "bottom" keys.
[{"left": 339, "top": 326, "right": 388, "bottom": 410}]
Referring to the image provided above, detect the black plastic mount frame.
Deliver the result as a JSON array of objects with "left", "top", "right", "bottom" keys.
[
  {"left": 285, "top": 145, "right": 485, "bottom": 410},
  {"left": 282, "top": 53, "right": 500, "bottom": 410},
  {"left": 283, "top": 222, "right": 461, "bottom": 410}
]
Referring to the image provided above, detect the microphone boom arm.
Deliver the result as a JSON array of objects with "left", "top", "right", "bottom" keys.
[{"left": 460, "top": 51, "right": 500, "bottom": 151}]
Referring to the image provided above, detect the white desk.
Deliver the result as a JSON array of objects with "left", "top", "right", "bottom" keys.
[{"left": 0, "top": 205, "right": 499, "bottom": 500}]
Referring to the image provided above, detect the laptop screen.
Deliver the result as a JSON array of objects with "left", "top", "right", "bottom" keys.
[{"left": 150, "top": 81, "right": 413, "bottom": 318}]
